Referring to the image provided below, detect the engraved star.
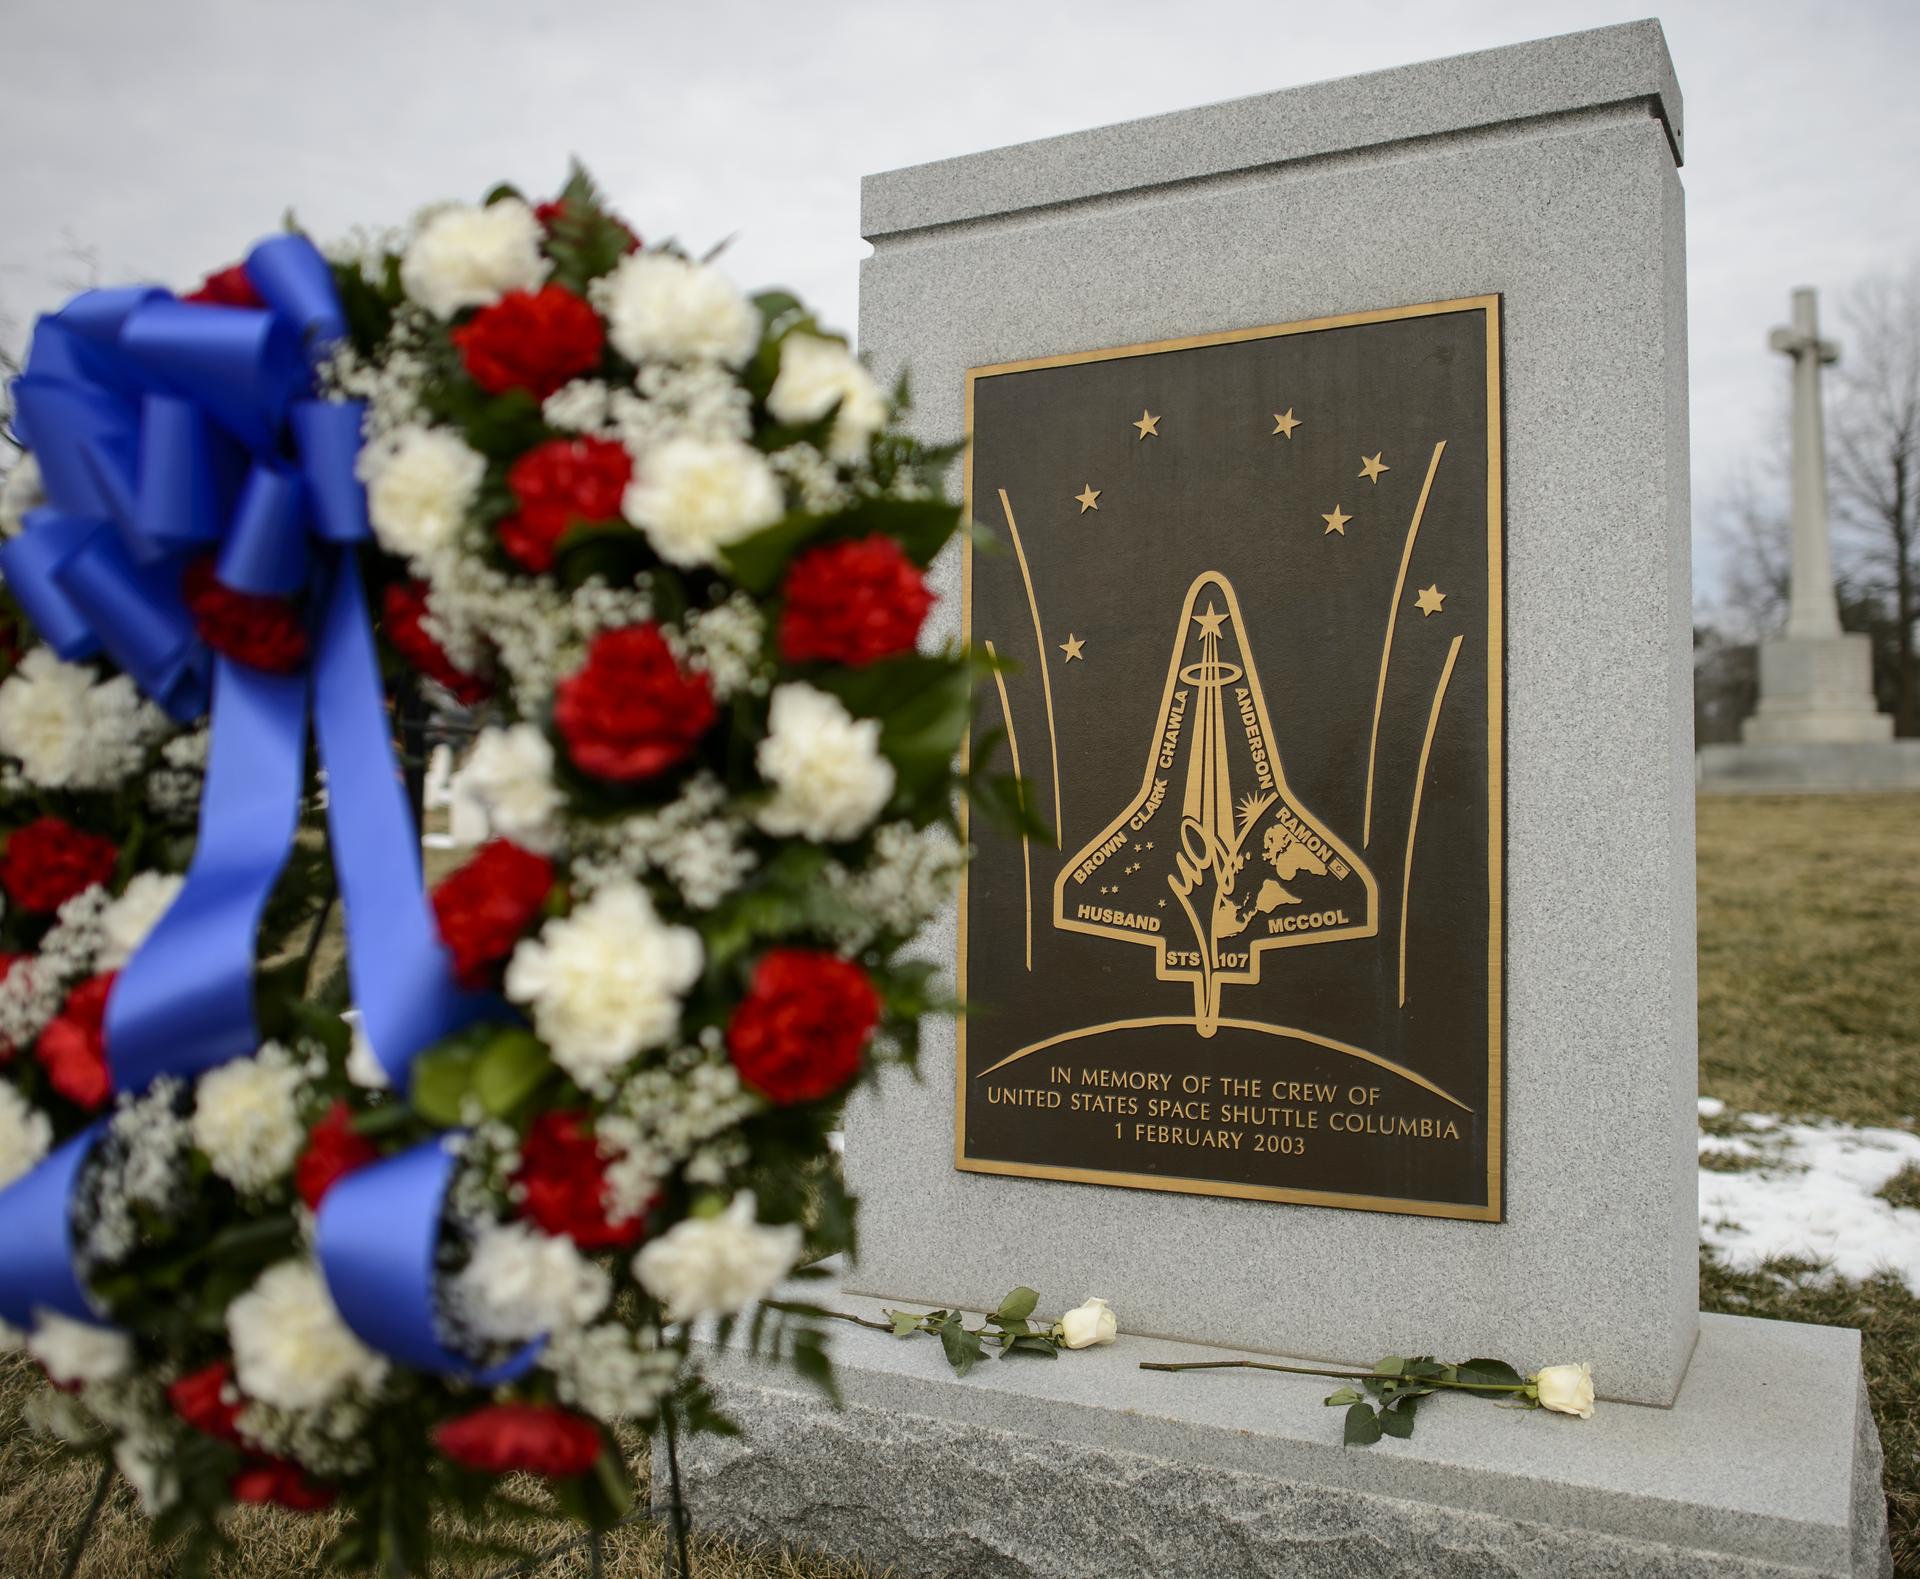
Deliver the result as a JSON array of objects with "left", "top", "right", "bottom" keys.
[
  {"left": 1145, "top": 841, "right": 1154, "bottom": 850},
  {"left": 1322, "top": 505, "right": 1352, "bottom": 536},
  {"left": 1058, "top": 633, "right": 1085, "bottom": 662},
  {"left": 1194, "top": 604, "right": 1228, "bottom": 638},
  {"left": 1074, "top": 484, "right": 1101, "bottom": 513},
  {"left": 1359, "top": 452, "right": 1390, "bottom": 484},
  {"left": 1415, "top": 584, "right": 1447, "bottom": 617},
  {"left": 1272, "top": 409, "right": 1301, "bottom": 439},
  {"left": 1157, "top": 898, "right": 1167, "bottom": 908},
  {"left": 1133, "top": 410, "right": 1161, "bottom": 440}
]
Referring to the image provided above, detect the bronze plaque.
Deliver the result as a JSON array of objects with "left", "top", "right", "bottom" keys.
[{"left": 959, "top": 297, "right": 1504, "bottom": 1220}]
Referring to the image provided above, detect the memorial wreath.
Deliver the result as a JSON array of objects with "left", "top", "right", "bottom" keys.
[{"left": 0, "top": 168, "right": 980, "bottom": 1573}]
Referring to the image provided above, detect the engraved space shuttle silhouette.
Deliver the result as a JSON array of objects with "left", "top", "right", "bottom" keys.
[{"left": 1052, "top": 572, "right": 1378, "bottom": 1036}]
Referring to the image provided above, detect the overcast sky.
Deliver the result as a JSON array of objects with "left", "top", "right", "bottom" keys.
[{"left": 3, "top": 0, "right": 1917, "bottom": 602}]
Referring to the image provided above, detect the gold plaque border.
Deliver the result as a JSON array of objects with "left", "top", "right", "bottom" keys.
[{"left": 956, "top": 294, "right": 1506, "bottom": 1224}]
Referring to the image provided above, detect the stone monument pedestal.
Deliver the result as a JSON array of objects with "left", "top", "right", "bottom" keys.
[
  {"left": 1743, "top": 635, "right": 1891, "bottom": 746},
  {"left": 672, "top": 1273, "right": 1891, "bottom": 1579}
]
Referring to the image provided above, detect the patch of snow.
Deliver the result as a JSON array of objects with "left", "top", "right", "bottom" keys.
[
  {"left": 1700, "top": 1116, "right": 1920, "bottom": 1291},
  {"left": 1697, "top": 1096, "right": 1726, "bottom": 1120}
]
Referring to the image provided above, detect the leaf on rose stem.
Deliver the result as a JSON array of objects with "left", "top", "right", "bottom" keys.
[
  {"left": 1373, "top": 1354, "right": 1406, "bottom": 1377},
  {"left": 1379, "top": 1397, "right": 1419, "bottom": 1440},
  {"left": 939, "top": 1316, "right": 984, "bottom": 1377},
  {"left": 1343, "top": 1402, "right": 1384, "bottom": 1447},
  {"left": 888, "top": 1310, "right": 922, "bottom": 1337},
  {"left": 993, "top": 1287, "right": 1040, "bottom": 1325},
  {"left": 1457, "top": 1357, "right": 1526, "bottom": 1389},
  {"left": 1324, "top": 1387, "right": 1363, "bottom": 1407}
]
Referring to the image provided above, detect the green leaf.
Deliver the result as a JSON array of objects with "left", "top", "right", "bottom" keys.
[
  {"left": 1379, "top": 1398, "right": 1419, "bottom": 1439},
  {"left": 992, "top": 1286, "right": 1040, "bottom": 1325},
  {"left": 1323, "top": 1386, "right": 1363, "bottom": 1407},
  {"left": 1457, "top": 1357, "right": 1526, "bottom": 1389},
  {"left": 408, "top": 1026, "right": 495, "bottom": 1125},
  {"left": 1373, "top": 1354, "right": 1406, "bottom": 1377},
  {"left": 939, "top": 1317, "right": 984, "bottom": 1377},
  {"left": 1343, "top": 1402, "right": 1383, "bottom": 1447},
  {"left": 472, "top": 1028, "right": 554, "bottom": 1118},
  {"left": 888, "top": 1310, "right": 922, "bottom": 1337}
]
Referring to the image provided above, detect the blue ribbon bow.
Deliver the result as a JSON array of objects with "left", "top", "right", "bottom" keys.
[{"left": 0, "top": 237, "right": 528, "bottom": 1379}]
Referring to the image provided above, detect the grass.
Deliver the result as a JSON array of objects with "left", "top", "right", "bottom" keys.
[
  {"left": 1697, "top": 793, "right": 1920, "bottom": 1127},
  {"left": 2, "top": 792, "right": 1915, "bottom": 1574},
  {"left": 1697, "top": 789, "right": 1920, "bottom": 1574}
]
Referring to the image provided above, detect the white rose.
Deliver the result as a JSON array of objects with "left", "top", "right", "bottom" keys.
[
  {"left": 505, "top": 881, "right": 702, "bottom": 1094},
  {"left": 96, "top": 871, "right": 185, "bottom": 971},
  {"left": 450, "top": 1222, "right": 611, "bottom": 1344},
  {"left": 0, "top": 648, "right": 161, "bottom": 790},
  {"left": 754, "top": 682, "right": 895, "bottom": 843},
  {"left": 594, "top": 252, "right": 758, "bottom": 367},
  {"left": 622, "top": 436, "right": 782, "bottom": 569},
  {"left": 228, "top": 1259, "right": 388, "bottom": 1412},
  {"left": 1533, "top": 1362, "right": 1595, "bottom": 1419},
  {"left": 0, "top": 452, "right": 46, "bottom": 537},
  {"left": 358, "top": 424, "right": 486, "bottom": 568},
  {"left": 0, "top": 1081, "right": 52, "bottom": 1191},
  {"left": 28, "top": 1311, "right": 133, "bottom": 1387},
  {"left": 1058, "top": 1296, "right": 1118, "bottom": 1350},
  {"left": 633, "top": 1192, "right": 801, "bottom": 1323},
  {"left": 399, "top": 198, "right": 549, "bottom": 319},
  {"left": 189, "top": 1043, "right": 306, "bottom": 1194},
  {"left": 767, "top": 334, "right": 889, "bottom": 462},
  {"left": 449, "top": 724, "right": 564, "bottom": 853}
]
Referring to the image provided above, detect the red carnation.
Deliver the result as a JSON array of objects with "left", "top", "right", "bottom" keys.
[
  {"left": 182, "top": 557, "right": 308, "bottom": 673},
  {"left": 516, "top": 1110, "right": 646, "bottom": 1250},
  {"left": 434, "top": 1403, "right": 602, "bottom": 1479},
  {"left": 430, "top": 840, "right": 554, "bottom": 989},
  {"left": 450, "top": 284, "right": 604, "bottom": 401},
  {"left": 36, "top": 972, "right": 116, "bottom": 1111},
  {"left": 498, "top": 436, "right": 632, "bottom": 574},
  {"left": 383, "top": 581, "right": 492, "bottom": 705},
  {"left": 727, "top": 949, "right": 879, "bottom": 1106},
  {"left": 294, "top": 1101, "right": 380, "bottom": 1210},
  {"left": 779, "top": 535, "right": 934, "bottom": 667},
  {"left": 183, "top": 264, "right": 265, "bottom": 308},
  {"left": 231, "top": 1458, "right": 337, "bottom": 1512},
  {"left": 553, "top": 624, "right": 715, "bottom": 783},
  {"left": 1, "top": 818, "right": 118, "bottom": 914},
  {"left": 168, "top": 1360, "right": 244, "bottom": 1443}
]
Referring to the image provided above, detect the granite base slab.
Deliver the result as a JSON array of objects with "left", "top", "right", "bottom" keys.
[
  {"left": 1697, "top": 741, "right": 1920, "bottom": 794},
  {"left": 671, "top": 1279, "right": 1891, "bottom": 1579}
]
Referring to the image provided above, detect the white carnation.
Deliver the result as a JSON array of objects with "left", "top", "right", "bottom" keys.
[
  {"left": 450, "top": 1222, "right": 610, "bottom": 1344},
  {"left": 400, "top": 198, "right": 549, "bottom": 319},
  {"left": 594, "top": 252, "right": 758, "bottom": 367},
  {"left": 0, "top": 648, "right": 164, "bottom": 790},
  {"left": 28, "top": 1312, "right": 132, "bottom": 1387},
  {"left": 96, "top": 871, "right": 184, "bottom": 971},
  {"left": 0, "top": 452, "right": 45, "bottom": 537},
  {"left": 344, "top": 1014, "right": 390, "bottom": 1090},
  {"left": 449, "top": 724, "right": 564, "bottom": 853},
  {"left": 0, "top": 1081, "right": 52, "bottom": 1190},
  {"left": 358, "top": 424, "right": 485, "bottom": 568},
  {"left": 190, "top": 1043, "right": 306, "bottom": 1194},
  {"left": 505, "top": 882, "right": 701, "bottom": 1095},
  {"left": 115, "top": 1433, "right": 178, "bottom": 1515},
  {"left": 754, "top": 682, "right": 895, "bottom": 843},
  {"left": 622, "top": 436, "right": 781, "bottom": 569},
  {"left": 228, "top": 1259, "right": 388, "bottom": 1412},
  {"left": 767, "top": 334, "right": 888, "bottom": 462},
  {"left": 633, "top": 1192, "right": 800, "bottom": 1323}
]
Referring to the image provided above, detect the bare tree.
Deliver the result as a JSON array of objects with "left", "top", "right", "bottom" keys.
[
  {"left": 1829, "top": 263, "right": 1920, "bottom": 735},
  {"left": 1707, "top": 461, "right": 1791, "bottom": 643}
]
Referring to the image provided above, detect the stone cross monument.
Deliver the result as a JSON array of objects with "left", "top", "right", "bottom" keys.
[{"left": 1741, "top": 288, "right": 1891, "bottom": 745}]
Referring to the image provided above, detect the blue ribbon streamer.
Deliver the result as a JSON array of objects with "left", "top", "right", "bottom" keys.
[
  {"left": 314, "top": 1137, "right": 541, "bottom": 1383},
  {"left": 0, "top": 236, "right": 506, "bottom": 1368}
]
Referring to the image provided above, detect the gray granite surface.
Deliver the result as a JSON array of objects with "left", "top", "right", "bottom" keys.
[
  {"left": 861, "top": 19, "right": 1682, "bottom": 238},
  {"left": 849, "top": 21, "right": 1700, "bottom": 1406},
  {"left": 673, "top": 1282, "right": 1890, "bottom": 1578}
]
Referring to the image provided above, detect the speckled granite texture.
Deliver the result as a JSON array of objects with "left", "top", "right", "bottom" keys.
[
  {"left": 672, "top": 1290, "right": 1891, "bottom": 1579},
  {"left": 845, "top": 19, "right": 1701, "bottom": 1407}
]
